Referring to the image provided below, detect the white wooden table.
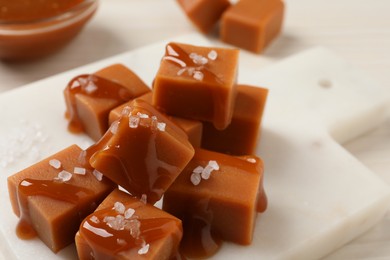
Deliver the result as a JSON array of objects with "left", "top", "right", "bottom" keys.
[{"left": 0, "top": 0, "right": 389, "bottom": 259}]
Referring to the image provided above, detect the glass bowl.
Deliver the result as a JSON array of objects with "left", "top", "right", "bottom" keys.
[{"left": 0, "top": 0, "right": 98, "bottom": 61}]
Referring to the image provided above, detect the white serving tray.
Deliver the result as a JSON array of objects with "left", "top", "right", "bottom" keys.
[{"left": 0, "top": 34, "right": 389, "bottom": 260}]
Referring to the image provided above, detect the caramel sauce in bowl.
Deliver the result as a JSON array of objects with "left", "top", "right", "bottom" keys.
[{"left": 0, "top": 0, "right": 98, "bottom": 60}]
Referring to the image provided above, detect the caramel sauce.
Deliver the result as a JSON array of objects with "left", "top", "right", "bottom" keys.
[
  {"left": 177, "top": 197, "right": 222, "bottom": 259},
  {"left": 64, "top": 74, "right": 132, "bottom": 134},
  {"left": 83, "top": 100, "right": 182, "bottom": 204},
  {"left": 80, "top": 203, "right": 181, "bottom": 259},
  {"left": 163, "top": 43, "right": 222, "bottom": 85},
  {"left": 16, "top": 178, "right": 94, "bottom": 240},
  {"left": 0, "top": 0, "right": 84, "bottom": 23}
]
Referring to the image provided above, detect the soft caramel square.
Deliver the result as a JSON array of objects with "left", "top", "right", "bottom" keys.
[
  {"left": 153, "top": 42, "right": 239, "bottom": 130},
  {"left": 64, "top": 64, "right": 150, "bottom": 141},
  {"left": 221, "top": 0, "right": 284, "bottom": 53},
  {"left": 87, "top": 99, "right": 195, "bottom": 204},
  {"left": 110, "top": 92, "right": 203, "bottom": 147},
  {"left": 75, "top": 189, "right": 182, "bottom": 260},
  {"left": 177, "top": 0, "right": 231, "bottom": 33},
  {"left": 202, "top": 85, "right": 268, "bottom": 155},
  {"left": 163, "top": 149, "right": 266, "bottom": 252},
  {"left": 7, "top": 145, "right": 114, "bottom": 252}
]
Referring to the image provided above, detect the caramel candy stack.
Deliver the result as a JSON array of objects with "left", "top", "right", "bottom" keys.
[{"left": 8, "top": 42, "right": 269, "bottom": 259}]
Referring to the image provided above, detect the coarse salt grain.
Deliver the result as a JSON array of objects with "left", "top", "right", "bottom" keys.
[
  {"left": 93, "top": 169, "right": 103, "bottom": 181},
  {"left": 177, "top": 68, "right": 186, "bottom": 76},
  {"left": 129, "top": 115, "right": 140, "bottom": 128},
  {"left": 190, "top": 172, "right": 201, "bottom": 186},
  {"left": 74, "top": 167, "right": 86, "bottom": 175},
  {"left": 208, "top": 50, "right": 218, "bottom": 60},
  {"left": 137, "top": 112, "right": 149, "bottom": 119},
  {"left": 110, "top": 121, "right": 120, "bottom": 134},
  {"left": 201, "top": 166, "right": 213, "bottom": 180},
  {"left": 84, "top": 82, "right": 98, "bottom": 94},
  {"left": 246, "top": 158, "right": 256, "bottom": 163},
  {"left": 49, "top": 159, "right": 61, "bottom": 169},
  {"left": 114, "top": 201, "right": 126, "bottom": 214},
  {"left": 157, "top": 122, "right": 166, "bottom": 132},
  {"left": 105, "top": 215, "right": 126, "bottom": 231},
  {"left": 90, "top": 215, "right": 100, "bottom": 224},
  {"left": 55, "top": 170, "right": 72, "bottom": 182},
  {"left": 208, "top": 160, "right": 220, "bottom": 170},
  {"left": 70, "top": 80, "right": 81, "bottom": 89},
  {"left": 138, "top": 243, "right": 150, "bottom": 255},
  {"left": 121, "top": 106, "right": 132, "bottom": 116},
  {"left": 193, "top": 166, "right": 204, "bottom": 174},
  {"left": 20, "top": 180, "right": 32, "bottom": 187},
  {"left": 193, "top": 71, "right": 204, "bottom": 81},
  {"left": 125, "top": 208, "right": 135, "bottom": 219}
]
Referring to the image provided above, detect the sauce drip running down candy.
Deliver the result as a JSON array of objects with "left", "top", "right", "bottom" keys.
[{"left": 16, "top": 179, "right": 94, "bottom": 240}]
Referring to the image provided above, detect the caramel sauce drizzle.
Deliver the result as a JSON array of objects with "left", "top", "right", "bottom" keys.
[
  {"left": 80, "top": 203, "right": 181, "bottom": 258},
  {"left": 16, "top": 178, "right": 94, "bottom": 240},
  {"left": 64, "top": 74, "right": 132, "bottom": 134},
  {"left": 163, "top": 43, "right": 222, "bottom": 85}
]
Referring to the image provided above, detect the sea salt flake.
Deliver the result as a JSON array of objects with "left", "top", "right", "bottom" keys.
[
  {"left": 84, "top": 82, "right": 98, "bottom": 94},
  {"left": 70, "top": 80, "right": 81, "bottom": 89},
  {"left": 208, "top": 160, "right": 219, "bottom": 170},
  {"left": 187, "top": 67, "right": 195, "bottom": 76},
  {"left": 201, "top": 166, "right": 213, "bottom": 180},
  {"left": 20, "top": 180, "right": 32, "bottom": 187},
  {"left": 137, "top": 112, "right": 149, "bottom": 119},
  {"left": 129, "top": 115, "right": 140, "bottom": 128},
  {"left": 106, "top": 215, "right": 126, "bottom": 230},
  {"left": 49, "top": 159, "right": 61, "bottom": 169},
  {"left": 138, "top": 243, "right": 150, "bottom": 255},
  {"left": 114, "top": 202, "right": 126, "bottom": 214},
  {"left": 55, "top": 170, "right": 72, "bottom": 182},
  {"left": 193, "top": 71, "right": 204, "bottom": 81},
  {"left": 74, "top": 167, "right": 86, "bottom": 175},
  {"left": 208, "top": 50, "right": 218, "bottom": 60},
  {"left": 157, "top": 122, "right": 166, "bottom": 132},
  {"left": 93, "top": 169, "right": 103, "bottom": 181},
  {"left": 110, "top": 121, "right": 120, "bottom": 134},
  {"left": 191, "top": 172, "right": 201, "bottom": 186},
  {"left": 121, "top": 106, "right": 132, "bottom": 116},
  {"left": 193, "top": 166, "right": 204, "bottom": 174},
  {"left": 246, "top": 158, "right": 256, "bottom": 163},
  {"left": 177, "top": 68, "right": 186, "bottom": 76},
  {"left": 125, "top": 208, "right": 135, "bottom": 219},
  {"left": 90, "top": 215, "right": 100, "bottom": 224}
]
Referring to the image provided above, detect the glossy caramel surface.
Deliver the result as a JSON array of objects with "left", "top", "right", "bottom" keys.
[
  {"left": 163, "top": 149, "right": 266, "bottom": 258},
  {"left": 153, "top": 42, "right": 239, "bottom": 130},
  {"left": 86, "top": 99, "right": 194, "bottom": 204},
  {"left": 202, "top": 85, "right": 268, "bottom": 155},
  {"left": 76, "top": 189, "right": 182, "bottom": 260}
]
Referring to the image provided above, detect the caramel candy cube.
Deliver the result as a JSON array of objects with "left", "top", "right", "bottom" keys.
[
  {"left": 94, "top": 64, "right": 150, "bottom": 96},
  {"left": 221, "top": 0, "right": 284, "bottom": 53},
  {"left": 202, "top": 85, "right": 268, "bottom": 155},
  {"left": 7, "top": 145, "right": 114, "bottom": 252},
  {"left": 163, "top": 149, "right": 266, "bottom": 257},
  {"left": 86, "top": 99, "right": 195, "bottom": 204},
  {"left": 64, "top": 64, "right": 150, "bottom": 141},
  {"left": 177, "top": 0, "right": 231, "bottom": 33},
  {"left": 110, "top": 92, "right": 203, "bottom": 147},
  {"left": 153, "top": 42, "right": 239, "bottom": 130},
  {"left": 75, "top": 189, "right": 182, "bottom": 260}
]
